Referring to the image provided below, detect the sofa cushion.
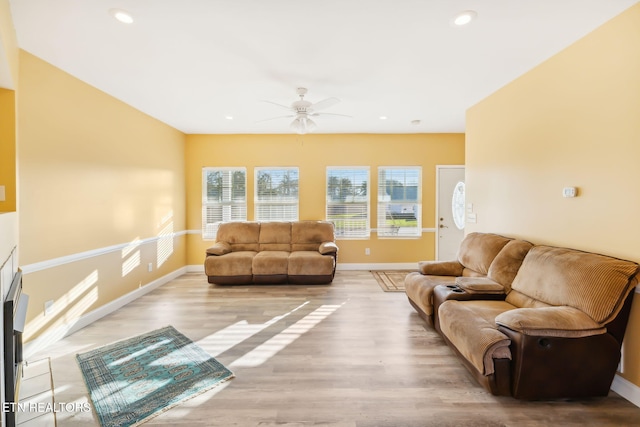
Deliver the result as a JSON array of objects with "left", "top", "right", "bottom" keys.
[
  {"left": 288, "top": 251, "right": 335, "bottom": 276},
  {"left": 438, "top": 300, "right": 514, "bottom": 375},
  {"left": 259, "top": 222, "right": 292, "bottom": 251},
  {"left": 205, "top": 251, "right": 256, "bottom": 277},
  {"left": 405, "top": 273, "right": 456, "bottom": 316},
  {"left": 495, "top": 306, "right": 606, "bottom": 338},
  {"left": 487, "top": 239, "right": 533, "bottom": 291},
  {"left": 217, "top": 222, "right": 260, "bottom": 252},
  {"left": 252, "top": 251, "right": 289, "bottom": 275},
  {"left": 292, "top": 221, "right": 335, "bottom": 252},
  {"left": 507, "top": 246, "right": 640, "bottom": 324},
  {"left": 457, "top": 233, "right": 512, "bottom": 275}
]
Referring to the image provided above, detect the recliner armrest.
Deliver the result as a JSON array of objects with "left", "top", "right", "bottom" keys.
[
  {"left": 319, "top": 241, "right": 338, "bottom": 255},
  {"left": 206, "top": 241, "right": 232, "bottom": 256},
  {"left": 495, "top": 306, "right": 606, "bottom": 338},
  {"left": 455, "top": 277, "right": 505, "bottom": 295},
  {"left": 418, "top": 260, "right": 464, "bottom": 276}
]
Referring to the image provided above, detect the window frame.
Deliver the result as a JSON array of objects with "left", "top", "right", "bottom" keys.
[
  {"left": 326, "top": 166, "right": 370, "bottom": 239},
  {"left": 377, "top": 166, "right": 422, "bottom": 238},
  {"left": 202, "top": 167, "right": 247, "bottom": 240},
  {"left": 254, "top": 166, "right": 300, "bottom": 221}
]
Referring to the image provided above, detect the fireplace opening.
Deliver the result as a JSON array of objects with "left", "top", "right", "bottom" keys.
[{"left": 4, "top": 270, "right": 28, "bottom": 427}]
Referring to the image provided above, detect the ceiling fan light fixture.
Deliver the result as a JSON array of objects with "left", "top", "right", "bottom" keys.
[
  {"left": 290, "top": 116, "right": 317, "bottom": 134},
  {"left": 306, "top": 117, "right": 317, "bottom": 132}
]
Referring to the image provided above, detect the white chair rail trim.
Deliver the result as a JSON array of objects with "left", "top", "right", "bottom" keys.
[{"left": 21, "top": 230, "right": 188, "bottom": 274}]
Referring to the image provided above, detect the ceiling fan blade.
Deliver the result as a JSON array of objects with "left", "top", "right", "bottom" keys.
[
  {"left": 312, "top": 112, "right": 353, "bottom": 118},
  {"left": 262, "top": 100, "right": 293, "bottom": 111},
  {"left": 311, "top": 97, "right": 340, "bottom": 112},
  {"left": 255, "top": 114, "right": 295, "bottom": 123}
]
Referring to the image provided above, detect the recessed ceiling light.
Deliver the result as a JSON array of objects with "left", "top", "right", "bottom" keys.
[
  {"left": 110, "top": 8, "right": 134, "bottom": 24},
  {"left": 379, "top": 116, "right": 388, "bottom": 120},
  {"left": 452, "top": 10, "right": 477, "bottom": 27},
  {"left": 224, "top": 115, "right": 234, "bottom": 120}
]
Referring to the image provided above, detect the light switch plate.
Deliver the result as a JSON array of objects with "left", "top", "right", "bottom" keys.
[{"left": 0, "top": 185, "right": 5, "bottom": 201}]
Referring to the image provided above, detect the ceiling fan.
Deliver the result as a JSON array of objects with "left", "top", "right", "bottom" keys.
[{"left": 260, "top": 87, "right": 351, "bottom": 134}]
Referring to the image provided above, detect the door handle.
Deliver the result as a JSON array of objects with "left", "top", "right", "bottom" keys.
[{"left": 439, "top": 224, "right": 448, "bottom": 228}]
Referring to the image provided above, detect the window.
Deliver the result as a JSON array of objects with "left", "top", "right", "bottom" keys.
[
  {"left": 377, "top": 167, "right": 421, "bottom": 237},
  {"left": 255, "top": 167, "right": 299, "bottom": 221},
  {"left": 326, "top": 167, "right": 370, "bottom": 238},
  {"left": 202, "top": 168, "right": 247, "bottom": 239}
]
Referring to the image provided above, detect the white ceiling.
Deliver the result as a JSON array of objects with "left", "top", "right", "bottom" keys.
[{"left": 8, "top": 0, "right": 639, "bottom": 134}]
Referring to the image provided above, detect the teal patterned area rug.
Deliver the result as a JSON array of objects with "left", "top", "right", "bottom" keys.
[{"left": 76, "top": 326, "right": 234, "bottom": 427}]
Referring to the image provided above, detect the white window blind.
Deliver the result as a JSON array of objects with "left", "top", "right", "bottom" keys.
[
  {"left": 326, "top": 167, "right": 370, "bottom": 238},
  {"left": 377, "top": 167, "right": 422, "bottom": 237},
  {"left": 202, "top": 168, "right": 247, "bottom": 239},
  {"left": 255, "top": 167, "right": 299, "bottom": 221}
]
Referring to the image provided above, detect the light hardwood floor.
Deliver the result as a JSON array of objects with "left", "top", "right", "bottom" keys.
[{"left": 21, "top": 271, "right": 640, "bottom": 426}]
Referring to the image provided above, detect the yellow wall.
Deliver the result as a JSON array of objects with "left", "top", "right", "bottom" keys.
[
  {"left": 18, "top": 51, "right": 187, "bottom": 340},
  {"left": 185, "top": 133, "right": 465, "bottom": 266},
  {"left": 0, "top": 0, "right": 19, "bottom": 85},
  {"left": 0, "top": 0, "right": 18, "bottom": 213},
  {"left": 466, "top": 3, "right": 640, "bottom": 386},
  {"left": 0, "top": 88, "right": 16, "bottom": 212}
]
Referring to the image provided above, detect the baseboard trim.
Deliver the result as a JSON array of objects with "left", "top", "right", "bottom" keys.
[
  {"left": 187, "top": 264, "right": 205, "bottom": 273},
  {"left": 23, "top": 266, "right": 187, "bottom": 359},
  {"left": 337, "top": 263, "right": 416, "bottom": 270},
  {"left": 612, "top": 374, "right": 640, "bottom": 408}
]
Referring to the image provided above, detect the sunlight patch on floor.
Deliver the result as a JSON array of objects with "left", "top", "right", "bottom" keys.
[
  {"left": 196, "top": 301, "right": 309, "bottom": 357},
  {"left": 230, "top": 303, "right": 344, "bottom": 368}
]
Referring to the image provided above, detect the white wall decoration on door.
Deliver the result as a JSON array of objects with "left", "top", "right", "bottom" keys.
[{"left": 452, "top": 181, "right": 466, "bottom": 230}]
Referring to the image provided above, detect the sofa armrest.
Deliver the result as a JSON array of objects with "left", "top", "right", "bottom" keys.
[
  {"left": 455, "top": 277, "right": 505, "bottom": 295},
  {"left": 319, "top": 241, "right": 338, "bottom": 255},
  {"left": 206, "top": 241, "right": 232, "bottom": 256},
  {"left": 418, "top": 260, "right": 464, "bottom": 276},
  {"left": 495, "top": 306, "right": 606, "bottom": 338}
]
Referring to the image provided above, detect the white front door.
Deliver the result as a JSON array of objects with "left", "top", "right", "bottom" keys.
[{"left": 436, "top": 166, "right": 465, "bottom": 261}]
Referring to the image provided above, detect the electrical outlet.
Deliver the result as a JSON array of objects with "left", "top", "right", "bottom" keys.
[
  {"left": 365, "top": 248, "right": 370, "bottom": 255},
  {"left": 148, "top": 263, "right": 153, "bottom": 272}
]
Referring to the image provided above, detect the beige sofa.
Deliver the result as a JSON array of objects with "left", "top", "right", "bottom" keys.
[
  {"left": 406, "top": 232, "right": 639, "bottom": 399},
  {"left": 204, "top": 221, "right": 338, "bottom": 285}
]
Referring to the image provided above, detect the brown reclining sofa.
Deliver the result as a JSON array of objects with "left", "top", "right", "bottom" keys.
[
  {"left": 405, "top": 232, "right": 639, "bottom": 399},
  {"left": 205, "top": 221, "right": 338, "bottom": 285}
]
